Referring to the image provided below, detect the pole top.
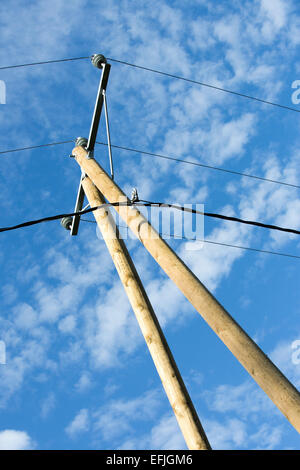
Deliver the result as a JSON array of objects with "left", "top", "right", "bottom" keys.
[{"left": 91, "top": 54, "right": 107, "bottom": 69}]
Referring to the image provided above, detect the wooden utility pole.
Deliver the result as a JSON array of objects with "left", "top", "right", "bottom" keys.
[
  {"left": 73, "top": 144, "right": 300, "bottom": 435},
  {"left": 81, "top": 175, "right": 211, "bottom": 450}
]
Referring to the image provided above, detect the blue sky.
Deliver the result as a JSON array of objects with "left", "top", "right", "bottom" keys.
[{"left": 0, "top": 0, "right": 300, "bottom": 450}]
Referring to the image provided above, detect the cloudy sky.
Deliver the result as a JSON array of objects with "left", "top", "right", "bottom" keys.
[{"left": 0, "top": 0, "right": 300, "bottom": 450}]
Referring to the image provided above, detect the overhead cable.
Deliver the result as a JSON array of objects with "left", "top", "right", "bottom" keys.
[
  {"left": 1, "top": 54, "right": 298, "bottom": 113},
  {"left": 80, "top": 218, "right": 300, "bottom": 260},
  {"left": 1, "top": 200, "right": 299, "bottom": 236}
]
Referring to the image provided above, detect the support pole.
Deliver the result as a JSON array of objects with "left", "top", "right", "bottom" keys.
[
  {"left": 81, "top": 176, "right": 211, "bottom": 451},
  {"left": 72, "top": 145, "right": 300, "bottom": 435}
]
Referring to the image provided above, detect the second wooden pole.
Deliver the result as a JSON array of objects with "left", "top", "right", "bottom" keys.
[
  {"left": 73, "top": 145, "right": 300, "bottom": 435},
  {"left": 81, "top": 176, "right": 211, "bottom": 450}
]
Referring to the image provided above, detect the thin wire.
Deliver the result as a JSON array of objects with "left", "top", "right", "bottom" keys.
[
  {"left": 1, "top": 54, "right": 299, "bottom": 113},
  {"left": 107, "top": 57, "right": 300, "bottom": 114},
  {"left": 96, "top": 141, "right": 300, "bottom": 190},
  {"left": 102, "top": 90, "right": 114, "bottom": 179},
  {"left": 174, "top": 235, "right": 300, "bottom": 260},
  {"left": 0, "top": 140, "right": 74, "bottom": 155},
  {"left": 1, "top": 139, "right": 297, "bottom": 190},
  {"left": 1, "top": 200, "right": 300, "bottom": 236},
  {"left": 80, "top": 218, "right": 300, "bottom": 260},
  {"left": 0, "top": 56, "right": 89, "bottom": 71}
]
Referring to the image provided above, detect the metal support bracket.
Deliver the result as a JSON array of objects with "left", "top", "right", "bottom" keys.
[
  {"left": 86, "top": 59, "right": 111, "bottom": 155},
  {"left": 70, "top": 170, "right": 86, "bottom": 236},
  {"left": 67, "top": 53, "right": 112, "bottom": 236},
  {"left": 103, "top": 89, "right": 114, "bottom": 180}
]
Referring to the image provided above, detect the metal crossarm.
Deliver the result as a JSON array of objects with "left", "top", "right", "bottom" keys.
[
  {"left": 86, "top": 58, "right": 111, "bottom": 156},
  {"left": 70, "top": 173, "right": 86, "bottom": 236},
  {"left": 67, "top": 54, "right": 111, "bottom": 236}
]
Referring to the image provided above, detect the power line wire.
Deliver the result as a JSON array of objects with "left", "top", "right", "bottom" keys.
[
  {"left": 0, "top": 140, "right": 73, "bottom": 155},
  {"left": 107, "top": 57, "right": 300, "bottom": 114},
  {"left": 1, "top": 54, "right": 298, "bottom": 113},
  {"left": 0, "top": 139, "right": 298, "bottom": 191},
  {"left": 1, "top": 200, "right": 300, "bottom": 236},
  {"left": 139, "top": 201, "right": 300, "bottom": 235},
  {"left": 96, "top": 141, "right": 300, "bottom": 190},
  {"left": 176, "top": 235, "right": 300, "bottom": 260},
  {"left": 81, "top": 218, "right": 300, "bottom": 260},
  {"left": 0, "top": 202, "right": 130, "bottom": 232},
  {"left": 0, "top": 56, "right": 89, "bottom": 71}
]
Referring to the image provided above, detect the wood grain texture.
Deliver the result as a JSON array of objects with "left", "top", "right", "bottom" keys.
[
  {"left": 74, "top": 145, "right": 300, "bottom": 435},
  {"left": 82, "top": 176, "right": 211, "bottom": 450}
]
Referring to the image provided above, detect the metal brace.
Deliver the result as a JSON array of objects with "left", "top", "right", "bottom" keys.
[{"left": 65, "top": 54, "right": 113, "bottom": 236}]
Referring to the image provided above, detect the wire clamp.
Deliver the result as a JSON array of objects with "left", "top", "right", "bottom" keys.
[{"left": 130, "top": 188, "right": 139, "bottom": 203}]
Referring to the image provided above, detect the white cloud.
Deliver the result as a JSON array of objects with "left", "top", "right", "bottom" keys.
[
  {"left": 65, "top": 408, "right": 90, "bottom": 438},
  {"left": 204, "top": 380, "right": 274, "bottom": 419},
  {"left": 0, "top": 430, "right": 35, "bottom": 450},
  {"left": 146, "top": 277, "right": 191, "bottom": 327},
  {"left": 249, "top": 423, "right": 282, "bottom": 449},
  {"left": 118, "top": 413, "right": 186, "bottom": 450},
  {"left": 13, "top": 303, "right": 38, "bottom": 330},
  {"left": 147, "top": 414, "right": 186, "bottom": 450},
  {"left": 260, "top": 0, "right": 287, "bottom": 30},
  {"left": 205, "top": 418, "right": 247, "bottom": 449},
  {"left": 75, "top": 372, "right": 92, "bottom": 393},
  {"left": 180, "top": 220, "right": 250, "bottom": 292},
  {"left": 200, "top": 113, "right": 256, "bottom": 164},
  {"left": 203, "top": 413, "right": 284, "bottom": 450},
  {"left": 0, "top": 337, "right": 50, "bottom": 408},
  {"left": 58, "top": 315, "right": 76, "bottom": 333},
  {"left": 1, "top": 284, "right": 18, "bottom": 305},
  {"left": 41, "top": 392, "right": 56, "bottom": 419},
  {"left": 93, "top": 390, "right": 161, "bottom": 443},
  {"left": 83, "top": 281, "right": 141, "bottom": 368}
]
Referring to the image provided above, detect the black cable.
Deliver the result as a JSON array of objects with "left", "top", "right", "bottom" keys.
[
  {"left": 81, "top": 218, "right": 300, "bottom": 260},
  {"left": 0, "top": 140, "right": 74, "bottom": 155},
  {"left": 0, "top": 56, "right": 89, "bottom": 71},
  {"left": 0, "top": 202, "right": 131, "bottom": 233},
  {"left": 107, "top": 57, "right": 300, "bottom": 114},
  {"left": 139, "top": 201, "right": 300, "bottom": 235},
  {"left": 1, "top": 200, "right": 300, "bottom": 236},
  {"left": 96, "top": 141, "right": 300, "bottom": 190}
]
